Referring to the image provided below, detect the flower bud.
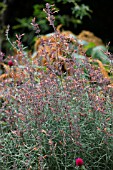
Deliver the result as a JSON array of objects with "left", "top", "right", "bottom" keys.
[
  {"left": 8, "top": 60, "right": 14, "bottom": 67},
  {"left": 75, "top": 158, "right": 84, "bottom": 166}
]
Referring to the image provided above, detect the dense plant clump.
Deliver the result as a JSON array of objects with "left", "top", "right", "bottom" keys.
[{"left": 0, "top": 3, "right": 113, "bottom": 170}]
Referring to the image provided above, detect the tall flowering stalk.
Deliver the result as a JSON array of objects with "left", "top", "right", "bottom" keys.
[{"left": 43, "top": 3, "right": 59, "bottom": 31}]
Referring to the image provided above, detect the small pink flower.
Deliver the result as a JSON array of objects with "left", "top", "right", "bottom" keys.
[
  {"left": 8, "top": 60, "right": 14, "bottom": 67},
  {"left": 75, "top": 158, "right": 84, "bottom": 166}
]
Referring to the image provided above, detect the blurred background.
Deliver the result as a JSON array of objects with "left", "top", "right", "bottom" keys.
[{"left": 0, "top": 0, "right": 113, "bottom": 54}]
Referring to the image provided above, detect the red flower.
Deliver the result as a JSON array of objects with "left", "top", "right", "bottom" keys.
[
  {"left": 75, "top": 158, "right": 84, "bottom": 166},
  {"left": 8, "top": 60, "right": 14, "bottom": 67}
]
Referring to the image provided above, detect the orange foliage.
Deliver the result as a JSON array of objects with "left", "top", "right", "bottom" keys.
[
  {"left": 77, "top": 30, "right": 104, "bottom": 46},
  {"left": 95, "top": 60, "right": 110, "bottom": 79}
]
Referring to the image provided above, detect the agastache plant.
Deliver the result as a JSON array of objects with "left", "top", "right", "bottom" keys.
[
  {"left": 31, "top": 17, "right": 40, "bottom": 35},
  {"left": 43, "top": 3, "right": 59, "bottom": 31},
  {"left": 0, "top": 3, "right": 113, "bottom": 170}
]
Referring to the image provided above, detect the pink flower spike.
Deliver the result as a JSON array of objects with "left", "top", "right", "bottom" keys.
[
  {"left": 75, "top": 158, "right": 84, "bottom": 166},
  {"left": 8, "top": 60, "right": 14, "bottom": 67}
]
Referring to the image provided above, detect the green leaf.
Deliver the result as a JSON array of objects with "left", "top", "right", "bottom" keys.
[
  {"left": 84, "top": 42, "right": 96, "bottom": 50},
  {"left": 91, "top": 46, "right": 110, "bottom": 64},
  {"left": 0, "top": 2, "right": 7, "bottom": 15}
]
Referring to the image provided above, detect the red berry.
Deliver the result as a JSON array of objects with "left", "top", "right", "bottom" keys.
[
  {"left": 8, "top": 60, "right": 13, "bottom": 67},
  {"left": 75, "top": 158, "right": 84, "bottom": 166}
]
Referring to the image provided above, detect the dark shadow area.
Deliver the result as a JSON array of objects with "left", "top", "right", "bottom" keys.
[{"left": 3, "top": 0, "right": 113, "bottom": 52}]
